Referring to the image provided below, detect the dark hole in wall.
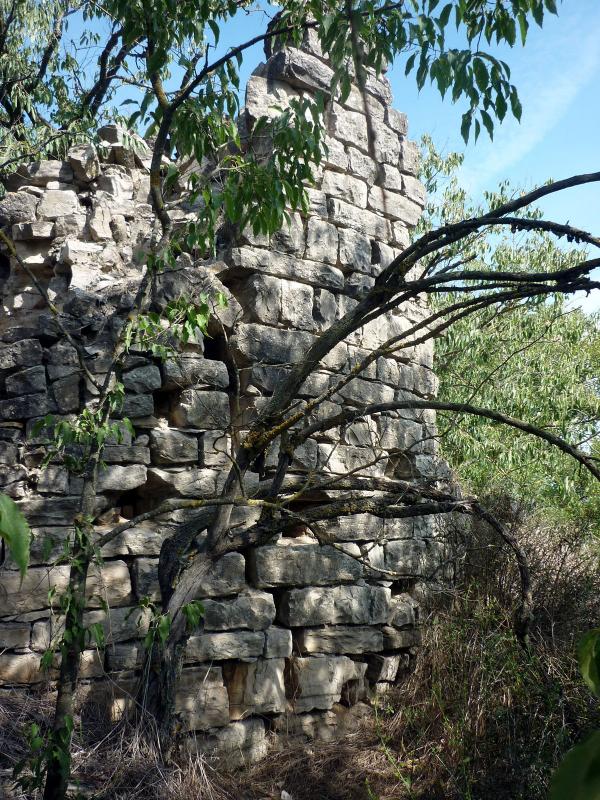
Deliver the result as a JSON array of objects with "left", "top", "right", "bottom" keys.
[{"left": 0, "top": 251, "right": 10, "bottom": 281}]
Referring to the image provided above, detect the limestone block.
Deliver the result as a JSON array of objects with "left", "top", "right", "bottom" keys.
[
  {"left": 100, "top": 522, "right": 165, "bottom": 558},
  {"left": 31, "top": 605, "right": 151, "bottom": 652},
  {"left": 146, "top": 466, "right": 216, "bottom": 498},
  {"left": 381, "top": 626, "right": 421, "bottom": 649},
  {"left": 385, "top": 107, "right": 408, "bottom": 136},
  {"left": 278, "top": 585, "right": 391, "bottom": 626},
  {"left": 203, "top": 590, "right": 275, "bottom": 631},
  {"left": 88, "top": 204, "right": 113, "bottom": 240},
  {"left": 201, "top": 429, "right": 231, "bottom": 468},
  {"left": 5, "top": 365, "right": 46, "bottom": 396},
  {"left": 249, "top": 539, "right": 362, "bottom": 588},
  {"left": 225, "top": 657, "right": 287, "bottom": 718},
  {"left": 244, "top": 74, "right": 301, "bottom": 123},
  {"left": 50, "top": 374, "right": 80, "bottom": 413},
  {"left": 0, "top": 442, "right": 18, "bottom": 465},
  {"left": 264, "top": 626, "right": 292, "bottom": 658},
  {"left": 17, "top": 496, "right": 81, "bottom": 526},
  {"left": 402, "top": 174, "right": 426, "bottom": 206},
  {"left": 367, "top": 186, "right": 421, "bottom": 226},
  {"left": 184, "top": 718, "right": 267, "bottom": 768},
  {"left": 1, "top": 560, "right": 131, "bottom": 614},
  {"left": 149, "top": 427, "right": 198, "bottom": 464},
  {"left": 15, "top": 161, "right": 73, "bottom": 187},
  {"left": 45, "top": 342, "right": 78, "bottom": 379},
  {"left": 378, "top": 163, "right": 403, "bottom": 192},
  {"left": 13, "top": 241, "right": 50, "bottom": 267},
  {"left": 321, "top": 170, "right": 367, "bottom": 208},
  {"left": 322, "top": 135, "right": 348, "bottom": 172},
  {"left": 0, "top": 622, "right": 30, "bottom": 649},
  {"left": 376, "top": 417, "right": 424, "bottom": 452},
  {"left": 343, "top": 84, "right": 385, "bottom": 119},
  {"left": 366, "top": 654, "right": 402, "bottom": 683},
  {"left": 384, "top": 539, "right": 424, "bottom": 575},
  {"left": 134, "top": 552, "right": 245, "bottom": 601},
  {"left": 388, "top": 595, "right": 417, "bottom": 628},
  {"left": 186, "top": 631, "right": 265, "bottom": 662},
  {"left": 304, "top": 218, "right": 339, "bottom": 266},
  {"left": 68, "top": 144, "right": 100, "bottom": 182},
  {"left": 322, "top": 514, "right": 383, "bottom": 543},
  {"left": 337, "top": 227, "right": 373, "bottom": 273},
  {"left": 122, "top": 364, "right": 162, "bottom": 393},
  {"left": 289, "top": 655, "right": 367, "bottom": 713},
  {"left": 59, "top": 238, "right": 102, "bottom": 265},
  {"left": 313, "top": 288, "right": 338, "bottom": 329},
  {"left": 327, "top": 104, "right": 368, "bottom": 152},
  {"left": 235, "top": 273, "right": 281, "bottom": 325},
  {"left": 171, "top": 389, "right": 230, "bottom": 429},
  {"left": 0, "top": 192, "right": 38, "bottom": 226},
  {"left": 102, "top": 445, "right": 150, "bottom": 464},
  {"left": 266, "top": 47, "right": 335, "bottom": 93},
  {"left": 371, "top": 126, "right": 401, "bottom": 166},
  {"left": 36, "top": 465, "right": 69, "bottom": 494},
  {"left": 272, "top": 211, "right": 305, "bottom": 254},
  {"left": 38, "top": 190, "right": 79, "bottom": 220},
  {"left": 327, "top": 198, "right": 390, "bottom": 240},
  {"left": 0, "top": 393, "right": 49, "bottom": 421},
  {"left": 0, "top": 652, "right": 45, "bottom": 684},
  {"left": 231, "top": 323, "right": 314, "bottom": 367},
  {"left": 162, "top": 357, "right": 229, "bottom": 390},
  {"left": 295, "top": 626, "right": 384, "bottom": 655},
  {"left": 347, "top": 148, "right": 378, "bottom": 186},
  {"left": 97, "top": 464, "right": 147, "bottom": 492},
  {"left": 0, "top": 338, "right": 42, "bottom": 370},
  {"left": 97, "top": 166, "right": 134, "bottom": 200},
  {"left": 223, "top": 247, "right": 344, "bottom": 290},
  {"left": 279, "top": 279, "right": 315, "bottom": 331},
  {"left": 400, "top": 140, "right": 420, "bottom": 176},
  {"left": 176, "top": 666, "right": 230, "bottom": 731},
  {"left": 12, "top": 221, "right": 55, "bottom": 241}
]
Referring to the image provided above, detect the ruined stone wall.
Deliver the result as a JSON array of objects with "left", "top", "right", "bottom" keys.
[{"left": 0, "top": 37, "right": 444, "bottom": 764}]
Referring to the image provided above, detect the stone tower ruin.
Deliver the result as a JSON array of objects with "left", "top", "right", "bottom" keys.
[{"left": 0, "top": 34, "right": 443, "bottom": 764}]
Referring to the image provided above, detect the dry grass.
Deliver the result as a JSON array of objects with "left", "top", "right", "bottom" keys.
[{"left": 2, "top": 515, "right": 599, "bottom": 800}]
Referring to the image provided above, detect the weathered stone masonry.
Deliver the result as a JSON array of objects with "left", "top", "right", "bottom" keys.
[{"left": 0, "top": 36, "right": 444, "bottom": 764}]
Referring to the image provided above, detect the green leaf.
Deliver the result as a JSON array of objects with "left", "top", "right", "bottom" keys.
[
  {"left": 460, "top": 110, "right": 472, "bottom": 143},
  {"left": 0, "top": 494, "right": 31, "bottom": 579},
  {"left": 578, "top": 629, "right": 600, "bottom": 697},
  {"left": 550, "top": 730, "right": 600, "bottom": 800}
]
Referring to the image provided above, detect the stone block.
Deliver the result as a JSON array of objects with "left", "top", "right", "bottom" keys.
[
  {"left": 38, "top": 190, "right": 79, "bottom": 220},
  {"left": 203, "top": 590, "right": 275, "bottom": 631},
  {"left": 146, "top": 466, "right": 216, "bottom": 498},
  {"left": 223, "top": 246, "right": 345, "bottom": 290},
  {"left": 100, "top": 522, "right": 165, "bottom": 558},
  {"left": 367, "top": 186, "right": 421, "bottom": 226},
  {"left": 13, "top": 161, "right": 73, "bottom": 187},
  {"left": 249, "top": 539, "right": 362, "bottom": 588},
  {"left": 402, "top": 174, "right": 426, "bottom": 206},
  {"left": 184, "top": 718, "right": 267, "bottom": 768},
  {"left": 5, "top": 365, "right": 46, "bottom": 396},
  {"left": 68, "top": 144, "right": 100, "bottom": 182},
  {"left": 0, "top": 192, "right": 38, "bottom": 226},
  {"left": 384, "top": 539, "right": 425, "bottom": 575},
  {"left": 0, "top": 560, "right": 131, "bottom": 614},
  {"left": 400, "top": 140, "right": 420, "bottom": 175},
  {"left": 225, "top": 657, "right": 287, "bottom": 718},
  {"left": 0, "top": 338, "right": 43, "bottom": 370},
  {"left": 381, "top": 626, "right": 421, "bottom": 649},
  {"left": 327, "top": 104, "right": 368, "bottom": 152},
  {"left": 388, "top": 595, "right": 417, "bottom": 628},
  {"left": 121, "top": 393, "right": 154, "bottom": 419},
  {"left": 264, "top": 626, "right": 292, "bottom": 658},
  {"left": 371, "top": 126, "right": 401, "bottom": 165},
  {"left": 171, "top": 389, "right": 230, "bottom": 429},
  {"left": 289, "top": 655, "right": 367, "bottom": 713},
  {"left": 327, "top": 198, "right": 390, "bottom": 240},
  {"left": 102, "top": 445, "right": 151, "bottom": 464},
  {"left": 31, "top": 605, "right": 151, "bottom": 652},
  {"left": 186, "top": 630, "right": 265, "bottom": 662},
  {"left": 134, "top": 552, "right": 245, "bottom": 601},
  {"left": 122, "top": 364, "right": 162, "bottom": 393},
  {"left": 235, "top": 273, "right": 281, "bottom": 325},
  {"left": 304, "top": 218, "right": 338, "bottom": 266},
  {"left": 0, "top": 652, "right": 45, "bottom": 684},
  {"left": 231, "top": 323, "right": 314, "bottom": 367},
  {"left": 50, "top": 374, "right": 80, "bottom": 413},
  {"left": 0, "top": 622, "right": 30, "bottom": 649},
  {"left": 161, "top": 357, "right": 229, "bottom": 390},
  {"left": 176, "top": 666, "right": 230, "bottom": 731},
  {"left": 279, "top": 279, "right": 315, "bottom": 331},
  {"left": 378, "top": 163, "right": 403, "bottom": 191},
  {"left": 97, "top": 464, "right": 147, "bottom": 492},
  {"left": 149, "top": 427, "right": 198, "bottom": 464},
  {"left": 12, "top": 221, "right": 55, "bottom": 240},
  {"left": 347, "top": 147, "right": 378, "bottom": 184},
  {"left": 272, "top": 211, "right": 305, "bottom": 254},
  {"left": 0, "top": 393, "right": 49, "bottom": 421},
  {"left": 0, "top": 441, "right": 18, "bottom": 465},
  {"left": 294, "top": 626, "right": 384, "bottom": 655},
  {"left": 321, "top": 170, "right": 367, "bottom": 208},
  {"left": 266, "top": 47, "right": 335, "bottom": 94},
  {"left": 278, "top": 585, "right": 391, "bottom": 626},
  {"left": 366, "top": 654, "right": 402, "bottom": 683},
  {"left": 322, "top": 135, "right": 349, "bottom": 172}
]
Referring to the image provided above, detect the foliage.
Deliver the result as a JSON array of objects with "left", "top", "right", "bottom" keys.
[
  {"left": 0, "top": 492, "right": 31, "bottom": 578},
  {"left": 421, "top": 137, "right": 600, "bottom": 530}
]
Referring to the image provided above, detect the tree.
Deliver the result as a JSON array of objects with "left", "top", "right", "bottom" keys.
[{"left": 2, "top": 2, "right": 599, "bottom": 799}]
